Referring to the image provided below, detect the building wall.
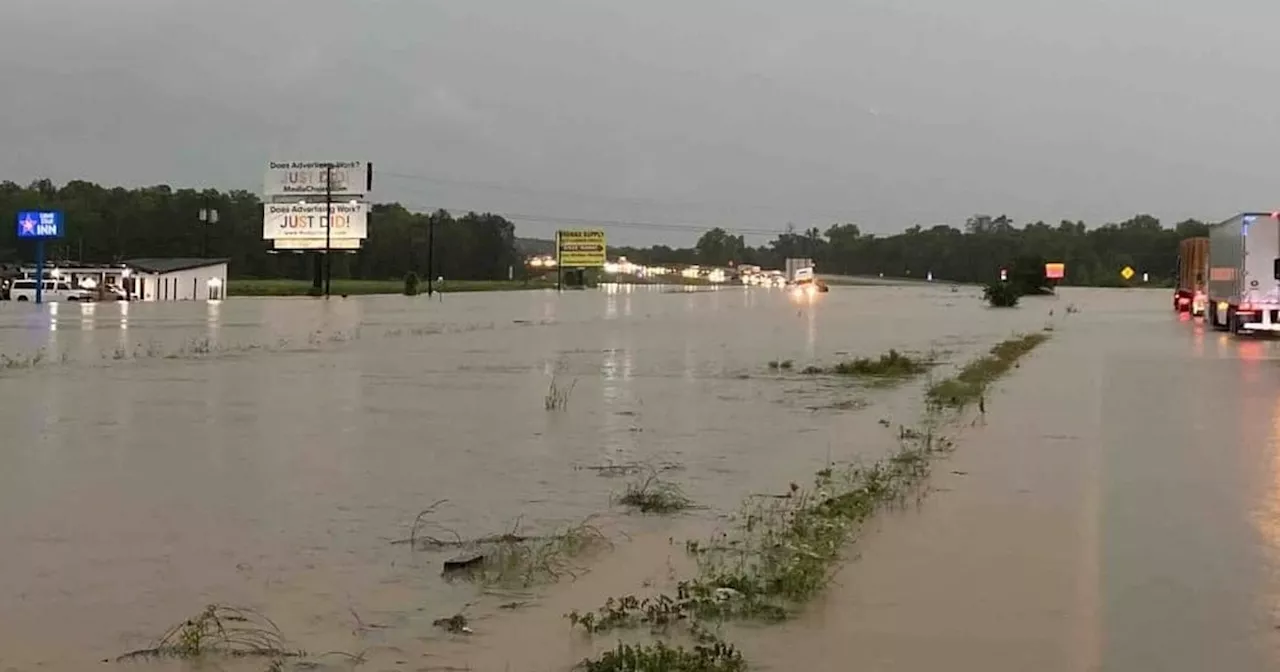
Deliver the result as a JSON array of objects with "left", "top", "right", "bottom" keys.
[{"left": 133, "top": 263, "right": 228, "bottom": 301}]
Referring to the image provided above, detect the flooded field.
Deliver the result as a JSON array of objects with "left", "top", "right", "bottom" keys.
[{"left": 3, "top": 285, "right": 1279, "bottom": 670}]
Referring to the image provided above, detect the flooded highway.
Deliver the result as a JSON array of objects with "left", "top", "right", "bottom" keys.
[{"left": 2, "top": 285, "right": 1279, "bottom": 671}]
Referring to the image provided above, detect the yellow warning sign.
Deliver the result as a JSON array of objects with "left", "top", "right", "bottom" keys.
[{"left": 1120, "top": 266, "right": 1135, "bottom": 280}]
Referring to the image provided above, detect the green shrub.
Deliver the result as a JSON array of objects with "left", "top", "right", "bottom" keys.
[{"left": 983, "top": 281, "right": 1020, "bottom": 307}]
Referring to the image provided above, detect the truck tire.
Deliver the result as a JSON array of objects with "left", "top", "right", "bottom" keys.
[{"left": 1228, "top": 306, "right": 1243, "bottom": 335}]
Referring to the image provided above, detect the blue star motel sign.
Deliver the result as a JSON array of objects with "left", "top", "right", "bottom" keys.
[
  {"left": 16, "top": 210, "right": 64, "bottom": 239},
  {"left": 15, "top": 211, "right": 66, "bottom": 305}
]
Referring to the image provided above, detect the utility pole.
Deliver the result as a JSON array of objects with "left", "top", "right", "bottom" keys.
[
  {"left": 324, "top": 163, "right": 333, "bottom": 298},
  {"left": 426, "top": 213, "right": 435, "bottom": 296}
]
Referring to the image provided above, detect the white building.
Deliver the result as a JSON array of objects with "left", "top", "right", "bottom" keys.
[{"left": 123, "top": 258, "right": 229, "bottom": 301}]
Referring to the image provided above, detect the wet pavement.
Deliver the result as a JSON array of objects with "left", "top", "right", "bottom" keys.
[{"left": 2, "top": 286, "right": 1278, "bottom": 670}]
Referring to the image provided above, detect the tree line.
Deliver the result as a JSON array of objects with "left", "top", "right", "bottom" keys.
[
  {"left": 0, "top": 180, "right": 521, "bottom": 282},
  {"left": 616, "top": 214, "right": 1212, "bottom": 286},
  {"left": 0, "top": 180, "right": 1211, "bottom": 285}
]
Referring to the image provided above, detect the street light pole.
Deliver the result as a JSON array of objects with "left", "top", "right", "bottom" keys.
[{"left": 198, "top": 200, "right": 218, "bottom": 258}]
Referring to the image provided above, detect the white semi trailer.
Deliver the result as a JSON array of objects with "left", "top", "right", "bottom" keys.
[{"left": 1206, "top": 212, "right": 1280, "bottom": 333}]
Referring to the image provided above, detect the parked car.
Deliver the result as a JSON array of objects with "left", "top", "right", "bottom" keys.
[{"left": 9, "top": 279, "right": 95, "bottom": 302}]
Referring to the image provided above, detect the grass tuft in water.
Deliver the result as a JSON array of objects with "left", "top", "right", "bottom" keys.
[
  {"left": 616, "top": 472, "right": 696, "bottom": 514},
  {"left": 546, "top": 376, "right": 578, "bottom": 410},
  {"left": 801, "top": 349, "right": 933, "bottom": 381},
  {"left": 477, "top": 519, "right": 612, "bottom": 587},
  {"left": 402, "top": 505, "right": 613, "bottom": 589},
  {"left": 766, "top": 359, "right": 794, "bottom": 371},
  {"left": 925, "top": 333, "right": 1048, "bottom": 410},
  {"left": 117, "top": 605, "right": 298, "bottom": 661}
]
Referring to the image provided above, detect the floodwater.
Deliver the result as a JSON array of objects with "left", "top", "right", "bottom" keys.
[{"left": 2, "top": 285, "right": 1279, "bottom": 671}]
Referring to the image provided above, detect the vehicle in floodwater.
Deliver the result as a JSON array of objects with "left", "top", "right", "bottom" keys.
[
  {"left": 1206, "top": 212, "right": 1280, "bottom": 333},
  {"left": 1174, "top": 236, "right": 1209, "bottom": 316}
]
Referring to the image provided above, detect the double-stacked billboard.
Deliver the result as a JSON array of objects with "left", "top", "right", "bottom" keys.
[{"left": 262, "top": 161, "right": 371, "bottom": 250}]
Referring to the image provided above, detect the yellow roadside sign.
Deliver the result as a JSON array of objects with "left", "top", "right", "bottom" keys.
[
  {"left": 557, "top": 229, "right": 607, "bottom": 267},
  {"left": 1120, "top": 266, "right": 1135, "bottom": 280}
]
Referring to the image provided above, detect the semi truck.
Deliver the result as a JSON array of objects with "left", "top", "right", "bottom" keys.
[
  {"left": 1173, "top": 236, "right": 1209, "bottom": 316},
  {"left": 1206, "top": 212, "right": 1280, "bottom": 333}
]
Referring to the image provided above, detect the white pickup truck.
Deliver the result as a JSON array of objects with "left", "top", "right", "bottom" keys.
[{"left": 8, "top": 278, "right": 95, "bottom": 302}]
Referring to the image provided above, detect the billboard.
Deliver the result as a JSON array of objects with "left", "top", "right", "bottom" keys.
[
  {"left": 16, "top": 211, "right": 64, "bottom": 239},
  {"left": 1045, "top": 262, "right": 1065, "bottom": 279},
  {"left": 263, "top": 202, "right": 368, "bottom": 240},
  {"left": 264, "top": 161, "right": 369, "bottom": 197},
  {"left": 557, "top": 229, "right": 606, "bottom": 267},
  {"left": 273, "top": 238, "right": 362, "bottom": 251}
]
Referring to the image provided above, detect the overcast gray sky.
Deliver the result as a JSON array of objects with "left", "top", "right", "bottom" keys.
[{"left": 0, "top": 0, "right": 1275, "bottom": 245}]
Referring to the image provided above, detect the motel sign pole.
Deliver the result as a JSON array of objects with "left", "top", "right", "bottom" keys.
[{"left": 16, "top": 211, "right": 65, "bottom": 305}]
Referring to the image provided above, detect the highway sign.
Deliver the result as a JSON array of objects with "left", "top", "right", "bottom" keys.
[{"left": 1120, "top": 266, "right": 1135, "bottom": 280}]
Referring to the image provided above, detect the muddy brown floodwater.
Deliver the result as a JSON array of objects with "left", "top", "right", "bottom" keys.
[{"left": 2, "top": 285, "right": 1279, "bottom": 671}]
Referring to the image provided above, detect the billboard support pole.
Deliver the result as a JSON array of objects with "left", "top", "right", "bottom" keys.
[
  {"left": 34, "top": 239, "right": 45, "bottom": 305},
  {"left": 324, "top": 163, "right": 333, "bottom": 298},
  {"left": 426, "top": 214, "right": 435, "bottom": 296}
]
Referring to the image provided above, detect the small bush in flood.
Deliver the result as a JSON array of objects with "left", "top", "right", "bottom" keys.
[
  {"left": 767, "top": 359, "right": 794, "bottom": 371},
  {"left": 983, "top": 281, "right": 1021, "bottom": 307},
  {"left": 926, "top": 333, "right": 1048, "bottom": 409},
  {"left": 403, "top": 271, "right": 421, "bottom": 296}
]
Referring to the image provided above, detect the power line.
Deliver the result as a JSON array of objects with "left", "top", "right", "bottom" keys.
[
  {"left": 379, "top": 169, "right": 866, "bottom": 227},
  {"left": 396, "top": 202, "right": 794, "bottom": 237}
]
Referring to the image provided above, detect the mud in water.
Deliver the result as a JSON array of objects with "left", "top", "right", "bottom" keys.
[{"left": 4, "top": 286, "right": 1278, "bottom": 670}]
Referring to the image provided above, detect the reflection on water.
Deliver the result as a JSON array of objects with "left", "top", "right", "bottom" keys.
[{"left": 3, "top": 287, "right": 1280, "bottom": 669}]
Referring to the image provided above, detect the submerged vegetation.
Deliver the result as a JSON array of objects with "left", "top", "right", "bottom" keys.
[
  {"left": 801, "top": 349, "right": 933, "bottom": 381},
  {"left": 397, "top": 501, "right": 611, "bottom": 588},
  {"left": 117, "top": 605, "right": 298, "bottom": 662},
  {"left": 616, "top": 472, "right": 696, "bottom": 514},
  {"left": 926, "top": 333, "right": 1049, "bottom": 409},
  {"left": 570, "top": 428, "right": 947, "bottom": 632},
  {"left": 571, "top": 331, "right": 1051, "bottom": 670},
  {"left": 577, "top": 640, "right": 747, "bottom": 672},
  {"left": 569, "top": 428, "right": 950, "bottom": 669},
  {"left": 545, "top": 376, "right": 578, "bottom": 410}
]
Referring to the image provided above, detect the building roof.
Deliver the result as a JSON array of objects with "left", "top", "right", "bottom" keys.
[{"left": 123, "top": 258, "right": 230, "bottom": 274}]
